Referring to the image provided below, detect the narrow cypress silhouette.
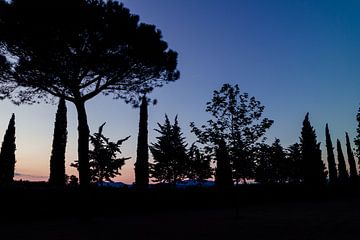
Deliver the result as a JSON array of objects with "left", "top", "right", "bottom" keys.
[
  {"left": 215, "top": 138, "right": 233, "bottom": 188},
  {"left": 135, "top": 95, "right": 149, "bottom": 189},
  {"left": 355, "top": 107, "right": 360, "bottom": 170},
  {"left": 0, "top": 114, "right": 16, "bottom": 184},
  {"left": 325, "top": 124, "right": 337, "bottom": 184},
  {"left": 345, "top": 132, "right": 357, "bottom": 181},
  {"left": 336, "top": 139, "right": 348, "bottom": 183},
  {"left": 49, "top": 98, "right": 67, "bottom": 186},
  {"left": 300, "top": 113, "right": 326, "bottom": 185}
]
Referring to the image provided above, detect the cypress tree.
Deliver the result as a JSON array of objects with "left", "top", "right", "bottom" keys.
[
  {"left": 215, "top": 138, "right": 233, "bottom": 188},
  {"left": 300, "top": 113, "right": 326, "bottom": 185},
  {"left": 0, "top": 114, "right": 16, "bottom": 184},
  {"left": 325, "top": 124, "right": 337, "bottom": 184},
  {"left": 345, "top": 132, "right": 357, "bottom": 181},
  {"left": 135, "top": 95, "right": 149, "bottom": 189},
  {"left": 355, "top": 107, "right": 360, "bottom": 170},
  {"left": 336, "top": 139, "right": 348, "bottom": 183},
  {"left": 49, "top": 98, "right": 67, "bottom": 186}
]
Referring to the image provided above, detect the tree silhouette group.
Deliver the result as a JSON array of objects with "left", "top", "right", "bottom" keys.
[{"left": 0, "top": 0, "right": 358, "bottom": 192}]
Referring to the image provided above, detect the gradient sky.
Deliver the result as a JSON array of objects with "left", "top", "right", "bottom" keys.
[{"left": 1, "top": 0, "right": 359, "bottom": 183}]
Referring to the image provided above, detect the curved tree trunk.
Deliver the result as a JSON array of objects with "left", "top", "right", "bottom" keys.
[{"left": 75, "top": 100, "right": 90, "bottom": 187}]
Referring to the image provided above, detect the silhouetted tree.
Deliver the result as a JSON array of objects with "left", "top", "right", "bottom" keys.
[
  {"left": 0, "top": 114, "right": 16, "bottom": 184},
  {"left": 286, "top": 143, "right": 303, "bottom": 183},
  {"left": 0, "top": 0, "right": 179, "bottom": 186},
  {"left": 187, "top": 144, "right": 213, "bottom": 183},
  {"left": 300, "top": 113, "right": 326, "bottom": 185},
  {"left": 135, "top": 95, "right": 149, "bottom": 189},
  {"left": 150, "top": 115, "right": 188, "bottom": 185},
  {"left": 355, "top": 107, "right": 360, "bottom": 172},
  {"left": 214, "top": 138, "right": 233, "bottom": 188},
  {"left": 255, "top": 139, "right": 289, "bottom": 184},
  {"left": 325, "top": 124, "right": 337, "bottom": 184},
  {"left": 191, "top": 84, "right": 273, "bottom": 186},
  {"left": 345, "top": 132, "right": 357, "bottom": 181},
  {"left": 71, "top": 123, "right": 130, "bottom": 184},
  {"left": 336, "top": 139, "right": 348, "bottom": 183},
  {"left": 49, "top": 98, "right": 67, "bottom": 186}
]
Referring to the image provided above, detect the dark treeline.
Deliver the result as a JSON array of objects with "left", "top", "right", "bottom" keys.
[{"left": 0, "top": 0, "right": 358, "bottom": 192}]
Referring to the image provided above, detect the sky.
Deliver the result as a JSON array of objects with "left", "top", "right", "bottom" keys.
[{"left": 1, "top": 0, "right": 359, "bottom": 183}]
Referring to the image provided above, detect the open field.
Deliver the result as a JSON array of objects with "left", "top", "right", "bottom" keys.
[{"left": 0, "top": 184, "right": 359, "bottom": 240}]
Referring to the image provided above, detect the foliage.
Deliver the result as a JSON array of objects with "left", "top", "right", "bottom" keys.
[
  {"left": 214, "top": 138, "right": 233, "bottom": 188},
  {"left": 71, "top": 123, "right": 130, "bottom": 184},
  {"left": 0, "top": 0, "right": 179, "bottom": 186},
  {"left": 286, "top": 143, "right": 303, "bottom": 183},
  {"left": 0, "top": 114, "right": 16, "bottom": 184},
  {"left": 345, "top": 132, "right": 358, "bottom": 180},
  {"left": 135, "top": 95, "right": 149, "bottom": 189},
  {"left": 325, "top": 124, "right": 337, "bottom": 184},
  {"left": 187, "top": 144, "right": 213, "bottom": 183},
  {"left": 336, "top": 139, "right": 348, "bottom": 183},
  {"left": 191, "top": 83, "right": 273, "bottom": 184},
  {"left": 300, "top": 113, "right": 326, "bottom": 185},
  {"left": 150, "top": 115, "right": 188, "bottom": 184},
  {"left": 255, "top": 139, "right": 289, "bottom": 184},
  {"left": 49, "top": 98, "right": 67, "bottom": 186}
]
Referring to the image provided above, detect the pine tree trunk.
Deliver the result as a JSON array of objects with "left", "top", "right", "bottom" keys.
[{"left": 75, "top": 100, "right": 90, "bottom": 187}]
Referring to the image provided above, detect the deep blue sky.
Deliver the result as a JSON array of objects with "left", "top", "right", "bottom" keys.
[{"left": 1, "top": 0, "right": 359, "bottom": 182}]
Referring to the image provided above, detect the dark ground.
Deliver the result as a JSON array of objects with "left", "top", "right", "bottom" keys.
[{"left": 0, "top": 183, "right": 359, "bottom": 240}]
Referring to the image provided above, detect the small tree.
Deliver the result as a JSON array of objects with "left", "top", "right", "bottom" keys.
[
  {"left": 345, "top": 132, "right": 357, "bottom": 181},
  {"left": 0, "top": 114, "right": 16, "bottom": 184},
  {"left": 135, "top": 95, "right": 149, "bottom": 189},
  {"left": 191, "top": 84, "right": 273, "bottom": 186},
  {"left": 71, "top": 123, "right": 130, "bottom": 184},
  {"left": 214, "top": 138, "right": 233, "bottom": 188},
  {"left": 49, "top": 98, "right": 67, "bottom": 186},
  {"left": 187, "top": 144, "right": 213, "bottom": 183},
  {"left": 325, "top": 124, "right": 337, "bottom": 184},
  {"left": 336, "top": 139, "right": 348, "bottom": 183},
  {"left": 286, "top": 143, "right": 303, "bottom": 183},
  {"left": 150, "top": 115, "right": 188, "bottom": 185},
  {"left": 300, "top": 113, "right": 326, "bottom": 185}
]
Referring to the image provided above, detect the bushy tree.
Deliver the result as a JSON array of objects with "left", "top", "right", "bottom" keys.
[
  {"left": 345, "top": 132, "right": 357, "bottom": 181},
  {"left": 71, "top": 123, "right": 130, "bottom": 184},
  {"left": 300, "top": 113, "right": 326, "bottom": 185},
  {"left": 286, "top": 143, "right": 303, "bottom": 183},
  {"left": 191, "top": 84, "right": 273, "bottom": 186},
  {"left": 0, "top": 0, "right": 179, "bottom": 186},
  {"left": 255, "top": 139, "right": 289, "bottom": 184},
  {"left": 336, "top": 139, "right": 348, "bottom": 183},
  {"left": 187, "top": 144, "right": 213, "bottom": 183},
  {"left": 49, "top": 98, "right": 67, "bottom": 186},
  {"left": 150, "top": 115, "right": 188, "bottom": 185},
  {"left": 135, "top": 95, "right": 149, "bottom": 189},
  {"left": 0, "top": 114, "right": 16, "bottom": 184},
  {"left": 325, "top": 124, "right": 337, "bottom": 184}
]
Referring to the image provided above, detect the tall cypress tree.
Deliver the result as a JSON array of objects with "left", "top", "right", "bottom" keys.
[
  {"left": 0, "top": 114, "right": 16, "bottom": 184},
  {"left": 49, "top": 98, "right": 67, "bottom": 186},
  {"left": 325, "top": 124, "right": 337, "bottom": 184},
  {"left": 336, "top": 139, "right": 348, "bottom": 183},
  {"left": 355, "top": 107, "right": 360, "bottom": 170},
  {"left": 215, "top": 138, "right": 233, "bottom": 188},
  {"left": 300, "top": 113, "right": 326, "bottom": 185},
  {"left": 345, "top": 132, "right": 357, "bottom": 181},
  {"left": 135, "top": 95, "right": 149, "bottom": 189}
]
